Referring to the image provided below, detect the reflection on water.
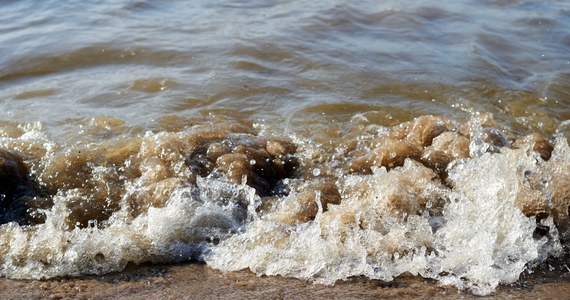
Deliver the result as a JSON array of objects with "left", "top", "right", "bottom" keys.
[{"left": 0, "top": 0, "right": 570, "bottom": 296}]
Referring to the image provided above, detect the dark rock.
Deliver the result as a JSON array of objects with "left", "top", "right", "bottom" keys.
[{"left": 0, "top": 149, "right": 49, "bottom": 225}]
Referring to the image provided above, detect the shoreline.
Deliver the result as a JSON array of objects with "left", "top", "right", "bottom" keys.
[{"left": 1, "top": 263, "right": 569, "bottom": 299}]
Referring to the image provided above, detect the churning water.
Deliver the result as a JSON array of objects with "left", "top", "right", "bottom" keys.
[{"left": 1, "top": 0, "right": 570, "bottom": 295}]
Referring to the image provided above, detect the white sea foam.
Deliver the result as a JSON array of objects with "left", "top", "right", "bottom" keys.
[
  {"left": 0, "top": 177, "right": 254, "bottom": 279},
  {"left": 207, "top": 143, "right": 566, "bottom": 295}
]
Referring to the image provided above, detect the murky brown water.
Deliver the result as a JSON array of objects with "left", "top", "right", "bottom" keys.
[{"left": 1, "top": 0, "right": 570, "bottom": 297}]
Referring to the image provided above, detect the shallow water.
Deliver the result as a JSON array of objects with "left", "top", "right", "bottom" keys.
[{"left": 1, "top": 0, "right": 570, "bottom": 296}]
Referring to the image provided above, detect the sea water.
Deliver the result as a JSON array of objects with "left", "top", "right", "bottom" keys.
[{"left": 1, "top": 0, "right": 569, "bottom": 295}]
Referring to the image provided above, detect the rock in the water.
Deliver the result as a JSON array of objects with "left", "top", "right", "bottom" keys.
[
  {"left": 348, "top": 115, "right": 451, "bottom": 173},
  {"left": 0, "top": 149, "right": 48, "bottom": 225},
  {"left": 512, "top": 133, "right": 553, "bottom": 161},
  {"left": 421, "top": 131, "right": 470, "bottom": 173},
  {"left": 190, "top": 136, "right": 298, "bottom": 197}
]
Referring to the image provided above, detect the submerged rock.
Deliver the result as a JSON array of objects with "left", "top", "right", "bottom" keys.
[
  {"left": 31, "top": 123, "right": 300, "bottom": 228},
  {"left": 271, "top": 179, "right": 342, "bottom": 224},
  {"left": 421, "top": 131, "right": 470, "bottom": 173},
  {"left": 0, "top": 149, "right": 49, "bottom": 225},
  {"left": 468, "top": 127, "right": 512, "bottom": 157},
  {"left": 543, "top": 139, "right": 570, "bottom": 239},
  {"left": 189, "top": 135, "right": 298, "bottom": 197},
  {"left": 348, "top": 115, "right": 452, "bottom": 174},
  {"left": 512, "top": 133, "right": 553, "bottom": 161}
]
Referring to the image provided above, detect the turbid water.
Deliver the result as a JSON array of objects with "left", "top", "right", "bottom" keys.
[{"left": 1, "top": 0, "right": 570, "bottom": 297}]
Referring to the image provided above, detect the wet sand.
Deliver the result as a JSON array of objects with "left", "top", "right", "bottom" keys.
[{"left": 1, "top": 262, "right": 569, "bottom": 300}]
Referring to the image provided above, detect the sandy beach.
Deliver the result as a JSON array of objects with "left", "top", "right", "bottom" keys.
[{"left": 1, "top": 262, "right": 569, "bottom": 299}]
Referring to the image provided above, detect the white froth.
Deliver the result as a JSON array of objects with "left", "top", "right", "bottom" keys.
[
  {"left": 0, "top": 176, "right": 256, "bottom": 279},
  {"left": 207, "top": 144, "right": 565, "bottom": 295},
  {"left": 426, "top": 149, "right": 546, "bottom": 294}
]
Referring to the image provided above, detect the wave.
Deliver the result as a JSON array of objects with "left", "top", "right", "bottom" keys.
[{"left": 0, "top": 113, "right": 568, "bottom": 295}]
